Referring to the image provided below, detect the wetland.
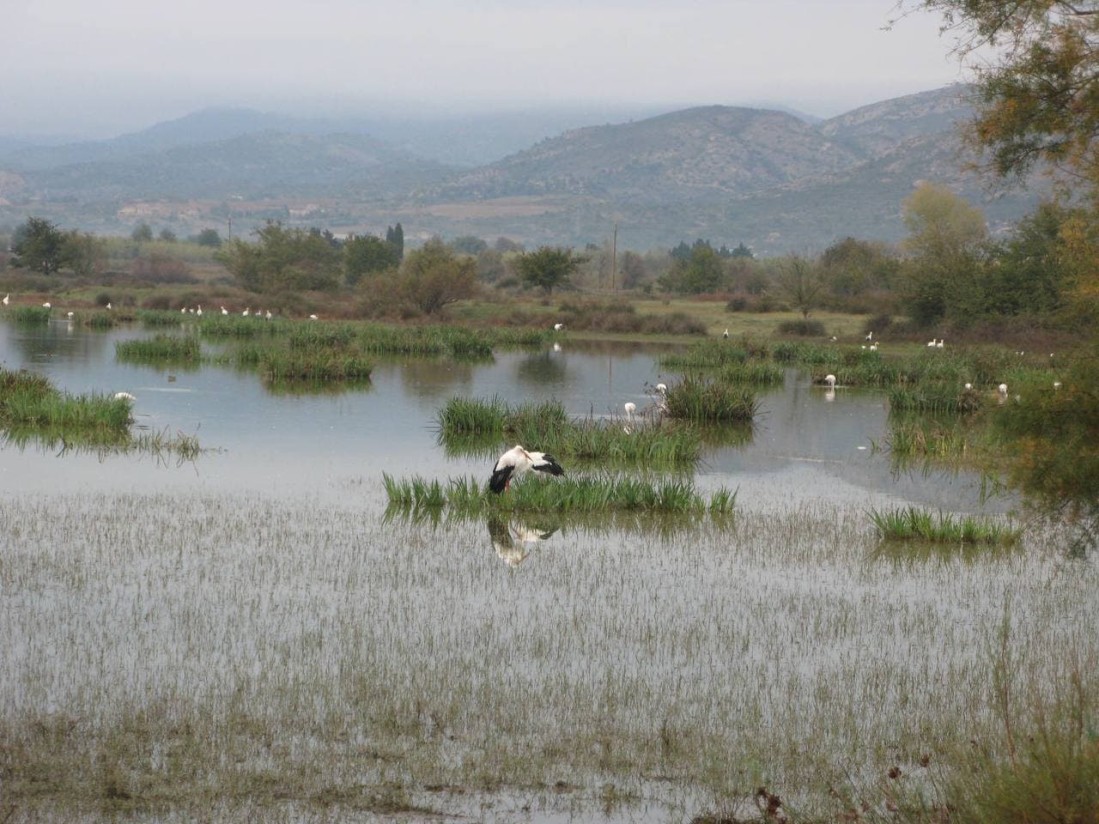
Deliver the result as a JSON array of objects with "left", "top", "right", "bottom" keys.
[{"left": 0, "top": 314, "right": 1095, "bottom": 823}]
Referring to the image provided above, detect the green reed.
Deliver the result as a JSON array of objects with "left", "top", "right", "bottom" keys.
[
  {"left": 116, "top": 334, "right": 201, "bottom": 363},
  {"left": 383, "top": 472, "right": 735, "bottom": 516},
  {"left": 869, "top": 506, "right": 1021, "bottom": 546},
  {"left": 717, "top": 361, "right": 785, "bottom": 385},
  {"left": 663, "top": 376, "right": 758, "bottom": 423},
  {"left": 257, "top": 349, "right": 374, "bottom": 382},
  {"left": 0, "top": 369, "right": 131, "bottom": 433},
  {"left": 437, "top": 397, "right": 701, "bottom": 466},
  {"left": 7, "top": 306, "right": 51, "bottom": 325},
  {"left": 660, "top": 340, "right": 749, "bottom": 370}
]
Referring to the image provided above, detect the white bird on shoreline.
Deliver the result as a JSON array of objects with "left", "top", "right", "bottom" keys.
[{"left": 489, "top": 445, "right": 565, "bottom": 494}]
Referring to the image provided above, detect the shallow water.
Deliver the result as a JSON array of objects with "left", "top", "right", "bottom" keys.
[{"left": 0, "top": 319, "right": 1005, "bottom": 516}]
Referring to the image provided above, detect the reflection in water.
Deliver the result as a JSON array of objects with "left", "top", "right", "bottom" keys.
[
  {"left": 487, "top": 514, "right": 560, "bottom": 567},
  {"left": 389, "top": 358, "right": 477, "bottom": 400},
  {"left": 516, "top": 350, "right": 568, "bottom": 389}
]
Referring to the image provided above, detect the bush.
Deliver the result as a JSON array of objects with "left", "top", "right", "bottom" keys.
[{"left": 777, "top": 319, "right": 827, "bottom": 337}]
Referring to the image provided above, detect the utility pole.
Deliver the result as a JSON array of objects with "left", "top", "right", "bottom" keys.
[{"left": 611, "top": 222, "right": 617, "bottom": 292}]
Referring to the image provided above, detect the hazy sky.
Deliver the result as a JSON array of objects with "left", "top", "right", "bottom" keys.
[{"left": 3, "top": 0, "right": 968, "bottom": 137}]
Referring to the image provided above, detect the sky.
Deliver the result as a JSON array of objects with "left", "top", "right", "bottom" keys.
[{"left": 2, "top": 0, "right": 971, "bottom": 138}]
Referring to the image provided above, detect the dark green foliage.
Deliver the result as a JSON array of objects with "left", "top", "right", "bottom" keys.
[
  {"left": 11, "top": 217, "right": 66, "bottom": 275},
  {"left": 663, "top": 376, "right": 758, "bottom": 423},
  {"left": 515, "top": 246, "right": 585, "bottom": 295},
  {"left": 116, "top": 335, "right": 201, "bottom": 363}
]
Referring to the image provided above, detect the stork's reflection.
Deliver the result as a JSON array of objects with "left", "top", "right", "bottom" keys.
[{"left": 487, "top": 515, "right": 560, "bottom": 567}]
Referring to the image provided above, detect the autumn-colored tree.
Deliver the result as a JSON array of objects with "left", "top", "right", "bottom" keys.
[
  {"left": 398, "top": 238, "right": 477, "bottom": 314},
  {"left": 900, "top": 182, "right": 989, "bottom": 325}
]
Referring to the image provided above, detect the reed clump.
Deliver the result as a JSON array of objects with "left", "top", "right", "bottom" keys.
[
  {"left": 383, "top": 472, "right": 735, "bottom": 516},
  {"left": 870, "top": 506, "right": 1020, "bottom": 546},
  {"left": 8, "top": 305, "right": 52, "bottom": 324},
  {"left": 662, "top": 376, "right": 758, "bottom": 423},
  {"left": 257, "top": 349, "right": 373, "bottom": 382},
  {"left": 116, "top": 334, "right": 201, "bottom": 364},
  {"left": 436, "top": 397, "right": 701, "bottom": 466}
]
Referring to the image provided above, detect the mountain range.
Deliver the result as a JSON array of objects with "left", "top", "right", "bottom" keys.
[{"left": 0, "top": 87, "right": 1047, "bottom": 254}]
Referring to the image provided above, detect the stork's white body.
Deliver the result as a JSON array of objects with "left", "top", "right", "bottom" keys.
[{"left": 489, "top": 445, "right": 565, "bottom": 493}]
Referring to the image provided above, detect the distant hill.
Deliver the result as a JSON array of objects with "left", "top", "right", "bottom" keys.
[{"left": 0, "top": 86, "right": 1047, "bottom": 253}]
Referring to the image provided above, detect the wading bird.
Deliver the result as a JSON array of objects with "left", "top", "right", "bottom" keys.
[
  {"left": 113, "top": 392, "right": 136, "bottom": 401},
  {"left": 553, "top": 322, "right": 564, "bottom": 331},
  {"left": 824, "top": 374, "right": 836, "bottom": 388},
  {"left": 489, "top": 445, "right": 565, "bottom": 494},
  {"left": 2, "top": 294, "right": 8, "bottom": 305}
]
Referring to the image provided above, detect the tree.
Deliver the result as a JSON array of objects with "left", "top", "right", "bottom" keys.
[
  {"left": 771, "top": 255, "right": 827, "bottom": 318},
  {"left": 900, "top": 183, "right": 989, "bottom": 326},
  {"left": 217, "top": 221, "right": 341, "bottom": 293},
  {"left": 193, "top": 228, "right": 223, "bottom": 247},
  {"left": 385, "top": 223, "right": 404, "bottom": 261},
  {"left": 658, "top": 243, "right": 725, "bottom": 294},
  {"left": 61, "top": 230, "right": 105, "bottom": 277},
  {"left": 11, "top": 217, "right": 66, "bottom": 274},
  {"left": 398, "top": 238, "right": 477, "bottom": 314},
  {"left": 131, "top": 222, "right": 153, "bottom": 243},
  {"left": 344, "top": 234, "right": 401, "bottom": 285},
  {"left": 514, "top": 246, "right": 585, "bottom": 295},
  {"left": 908, "top": 1, "right": 1099, "bottom": 193},
  {"left": 159, "top": 228, "right": 177, "bottom": 243}
]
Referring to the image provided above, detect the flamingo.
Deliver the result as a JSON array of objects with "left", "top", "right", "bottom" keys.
[{"left": 489, "top": 445, "right": 565, "bottom": 494}]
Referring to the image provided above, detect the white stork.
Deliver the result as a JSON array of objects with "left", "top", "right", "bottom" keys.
[{"left": 489, "top": 445, "right": 565, "bottom": 494}]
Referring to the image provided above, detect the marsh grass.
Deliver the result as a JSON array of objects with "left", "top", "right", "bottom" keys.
[
  {"left": 663, "top": 376, "right": 758, "bottom": 423},
  {"left": 659, "top": 340, "right": 749, "bottom": 369},
  {"left": 116, "top": 334, "right": 201, "bottom": 364},
  {"left": 870, "top": 506, "right": 1021, "bottom": 546},
  {"left": 0, "top": 368, "right": 131, "bottom": 433},
  {"left": 8, "top": 305, "right": 51, "bottom": 324},
  {"left": 436, "top": 397, "right": 701, "bottom": 465},
  {"left": 383, "top": 472, "right": 735, "bottom": 516},
  {"left": 257, "top": 349, "right": 374, "bottom": 382}
]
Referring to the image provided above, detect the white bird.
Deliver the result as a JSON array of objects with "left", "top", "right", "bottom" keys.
[
  {"left": 655, "top": 383, "right": 667, "bottom": 394},
  {"left": 242, "top": 308, "right": 250, "bottom": 316},
  {"left": 927, "top": 339, "right": 936, "bottom": 347},
  {"left": 865, "top": 331, "right": 873, "bottom": 341},
  {"left": 265, "top": 310, "right": 273, "bottom": 320},
  {"left": 964, "top": 383, "right": 973, "bottom": 390},
  {"left": 66, "top": 311, "right": 74, "bottom": 319},
  {"left": 113, "top": 392, "right": 136, "bottom": 402},
  {"left": 42, "top": 302, "right": 51, "bottom": 309},
  {"left": 221, "top": 306, "right": 229, "bottom": 315},
  {"left": 723, "top": 328, "right": 729, "bottom": 339},
  {"left": 309, "top": 314, "right": 319, "bottom": 320},
  {"left": 181, "top": 307, "right": 187, "bottom": 314},
  {"left": 936, "top": 339, "right": 944, "bottom": 349},
  {"left": 196, "top": 305, "right": 203, "bottom": 316},
  {"left": 106, "top": 302, "right": 112, "bottom": 310},
  {"left": 869, "top": 343, "right": 878, "bottom": 351},
  {"left": 553, "top": 322, "right": 564, "bottom": 331},
  {"left": 2, "top": 294, "right": 8, "bottom": 305},
  {"left": 824, "top": 374, "right": 836, "bottom": 387},
  {"left": 998, "top": 383, "right": 1008, "bottom": 396},
  {"left": 489, "top": 445, "right": 565, "bottom": 494},
  {"left": 624, "top": 401, "right": 637, "bottom": 418},
  {"left": 1053, "top": 381, "right": 1062, "bottom": 390}
]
